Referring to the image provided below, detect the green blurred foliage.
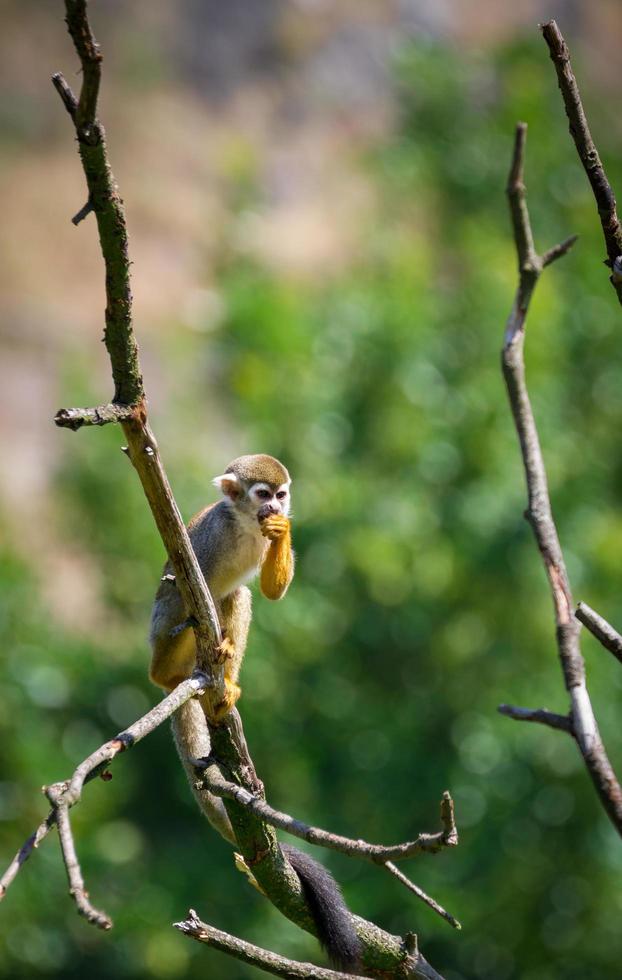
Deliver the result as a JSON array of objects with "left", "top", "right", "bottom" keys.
[{"left": 2, "top": 35, "right": 622, "bottom": 980}]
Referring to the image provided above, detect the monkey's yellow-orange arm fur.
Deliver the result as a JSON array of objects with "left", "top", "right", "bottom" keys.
[{"left": 260, "top": 519, "right": 293, "bottom": 600}]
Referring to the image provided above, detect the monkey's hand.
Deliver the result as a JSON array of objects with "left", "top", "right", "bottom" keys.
[
  {"left": 214, "top": 636, "right": 235, "bottom": 665},
  {"left": 259, "top": 514, "right": 294, "bottom": 600},
  {"left": 259, "top": 513, "right": 290, "bottom": 542}
]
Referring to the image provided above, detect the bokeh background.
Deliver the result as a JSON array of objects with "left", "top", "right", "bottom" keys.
[{"left": 2, "top": 1, "right": 622, "bottom": 978}]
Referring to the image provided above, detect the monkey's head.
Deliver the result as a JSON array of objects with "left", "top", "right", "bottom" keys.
[{"left": 213, "top": 454, "right": 291, "bottom": 521}]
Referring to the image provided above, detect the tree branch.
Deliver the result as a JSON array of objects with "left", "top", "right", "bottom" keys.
[
  {"left": 576, "top": 602, "right": 622, "bottom": 666},
  {"left": 501, "top": 122, "right": 622, "bottom": 835},
  {"left": 175, "top": 911, "right": 444, "bottom": 980},
  {"left": 46, "top": 785, "right": 112, "bottom": 930},
  {"left": 541, "top": 20, "right": 622, "bottom": 303},
  {"left": 384, "top": 863, "right": 460, "bottom": 931},
  {"left": 54, "top": 403, "right": 135, "bottom": 429},
  {"left": 199, "top": 767, "right": 460, "bottom": 927},
  {"left": 497, "top": 704, "right": 573, "bottom": 733},
  {"left": 199, "top": 767, "right": 457, "bottom": 863},
  {"left": 0, "top": 674, "right": 208, "bottom": 906},
  {"left": 64, "top": 0, "right": 101, "bottom": 133},
  {"left": 71, "top": 198, "right": 94, "bottom": 225},
  {"left": 0, "top": 813, "right": 56, "bottom": 901},
  {"left": 175, "top": 910, "right": 368, "bottom": 980},
  {"left": 51, "top": 71, "right": 77, "bottom": 119}
]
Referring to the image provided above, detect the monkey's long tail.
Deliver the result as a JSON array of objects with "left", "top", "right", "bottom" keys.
[{"left": 282, "top": 843, "right": 361, "bottom": 972}]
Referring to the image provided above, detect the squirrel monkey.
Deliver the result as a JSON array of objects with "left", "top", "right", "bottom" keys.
[
  {"left": 149, "top": 454, "right": 361, "bottom": 970},
  {"left": 149, "top": 454, "right": 294, "bottom": 720}
]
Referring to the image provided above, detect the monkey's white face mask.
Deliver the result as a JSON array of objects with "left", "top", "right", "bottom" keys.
[
  {"left": 248, "top": 481, "right": 291, "bottom": 517},
  {"left": 212, "top": 473, "right": 291, "bottom": 519}
]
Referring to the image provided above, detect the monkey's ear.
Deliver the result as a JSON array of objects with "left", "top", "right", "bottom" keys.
[{"left": 213, "top": 472, "right": 240, "bottom": 500}]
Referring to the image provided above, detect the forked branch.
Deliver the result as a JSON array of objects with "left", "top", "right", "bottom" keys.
[
  {"left": 500, "top": 122, "right": 622, "bottom": 834},
  {"left": 199, "top": 767, "right": 460, "bottom": 928},
  {"left": 199, "top": 767, "right": 457, "bottom": 863},
  {"left": 0, "top": 675, "right": 209, "bottom": 916}
]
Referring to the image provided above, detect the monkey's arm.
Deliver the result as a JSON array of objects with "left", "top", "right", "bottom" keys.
[{"left": 259, "top": 515, "right": 294, "bottom": 600}]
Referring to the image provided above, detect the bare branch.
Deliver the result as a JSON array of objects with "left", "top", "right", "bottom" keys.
[
  {"left": 504, "top": 123, "right": 576, "bottom": 346},
  {"left": 541, "top": 235, "right": 579, "bottom": 268},
  {"left": 498, "top": 704, "right": 573, "bottom": 733},
  {"left": 198, "top": 765, "right": 457, "bottom": 863},
  {"left": 64, "top": 0, "right": 102, "bottom": 133},
  {"left": 0, "top": 675, "right": 208, "bottom": 904},
  {"left": 174, "top": 911, "right": 445, "bottom": 980},
  {"left": 501, "top": 122, "right": 622, "bottom": 834},
  {"left": 384, "top": 863, "right": 461, "bottom": 930},
  {"left": 0, "top": 813, "right": 56, "bottom": 900},
  {"left": 54, "top": 403, "right": 135, "bottom": 430},
  {"left": 506, "top": 121, "right": 538, "bottom": 271},
  {"left": 175, "top": 910, "right": 367, "bottom": 980},
  {"left": 71, "top": 198, "right": 94, "bottom": 225},
  {"left": 439, "top": 791, "right": 458, "bottom": 845},
  {"left": 576, "top": 602, "right": 622, "bottom": 665},
  {"left": 51, "top": 71, "right": 77, "bottom": 119},
  {"left": 541, "top": 20, "right": 622, "bottom": 304},
  {"left": 60, "top": 1, "right": 140, "bottom": 403},
  {"left": 46, "top": 785, "right": 112, "bottom": 930}
]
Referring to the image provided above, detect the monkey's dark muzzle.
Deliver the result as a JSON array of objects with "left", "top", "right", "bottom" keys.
[{"left": 257, "top": 503, "right": 279, "bottom": 521}]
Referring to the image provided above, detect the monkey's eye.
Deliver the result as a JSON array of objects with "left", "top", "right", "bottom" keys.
[
  {"left": 276, "top": 490, "right": 287, "bottom": 500},
  {"left": 256, "top": 489, "right": 271, "bottom": 500}
]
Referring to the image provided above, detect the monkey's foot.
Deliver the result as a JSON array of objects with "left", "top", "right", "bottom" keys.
[
  {"left": 210, "top": 679, "right": 241, "bottom": 722},
  {"left": 214, "top": 636, "right": 235, "bottom": 665},
  {"left": 259, "top": 514, "right": 290, "bottom": 541}
]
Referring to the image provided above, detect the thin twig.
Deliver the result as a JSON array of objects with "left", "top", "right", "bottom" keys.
[
  {"left": 541, "top": 20, "right": 622, "bottom": 303},
  {"left": 0, "top": 674, "right": 208, "bottom": 903},
  {"left": 501, "top": 122, "right": 622, "bottom": 834},
  {"left": 384, "top": 863, "right": 461, "bottom": 931},
  {"left": 51, "top": 71, "right": 77, "bottom": 118},
  {"left": 576, "top": 602, "right": 622, "bottom": 665},
  {"left": 498, "top": 704, "right": 573, "bottom": 733},
  {"left": 198, "top": 768, "right": 458, "bottom": 863},
  {"left": 46, "top": 787, "right": 112, "bottom": 929},
  {"left": 0, "top": 813, "right": 56, "bottom": 899},
  {"left": 175, "top": 910, "right": 368, "bottom": 980},
  {"left": 541, "top": 235, "right": 578, "bottom": 268},
  {"left": 71, "top": 198, "right": 94, "bottom": 225}
]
